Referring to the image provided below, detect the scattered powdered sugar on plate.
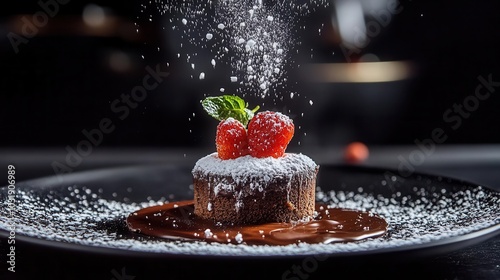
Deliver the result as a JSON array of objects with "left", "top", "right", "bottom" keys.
[{"left": 1, "top": 177, "right": 499, "bottom": 257}]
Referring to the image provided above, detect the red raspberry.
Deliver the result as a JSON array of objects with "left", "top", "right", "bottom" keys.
[
  {"left": 247, "top": 111, "right": 294, "bottom": 158},
  {"left": 216, "top": 118, "right": 249, "bottom": 160}
]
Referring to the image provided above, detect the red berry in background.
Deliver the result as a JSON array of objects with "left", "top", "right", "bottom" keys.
[
  {"left": 216, "top": 118, "right": 249, "bottom": 160},
  {"left": 247, "top": 111, "right": 294, "bottom": 158},
  {"left": 344, "top": 142, "right": 369, "bottom": 164}
]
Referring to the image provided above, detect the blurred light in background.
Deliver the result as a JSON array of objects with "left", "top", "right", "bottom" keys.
[
  {"left": 304, "top": 60, "right": 414, "bottom": 83},
  {"left": 332, "top": 0, "right": 398, "bottom": 49},
  {"left": 108, "top": 51, "right": 132, "bottom": 72},
  {"left": 334, "top": 0, "right": 366, "bottom": 48},
  {"left": 83, "top": 4, "right": 106, "bottom": 28}
]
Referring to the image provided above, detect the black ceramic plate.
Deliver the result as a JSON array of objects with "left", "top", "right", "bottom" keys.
[{"left": 0, "top": 164, "right": 499, "bottom": 258}]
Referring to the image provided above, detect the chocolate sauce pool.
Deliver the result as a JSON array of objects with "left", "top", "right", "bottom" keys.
[{"left": 127, "top": 201, "right": 387, "bottom": 245}]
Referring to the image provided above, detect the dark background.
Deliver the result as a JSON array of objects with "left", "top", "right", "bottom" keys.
[
  {"left": 1, "top": 2, "right": 500, "bottom": 279},
  {"left": 0, "top": 0, "right": 499, "bottom": 151}
]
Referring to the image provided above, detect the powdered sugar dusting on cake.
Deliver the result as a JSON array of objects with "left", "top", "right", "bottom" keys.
[
  {"left": 213, "top": 180, "right": 235, "bottom": 196},
  {"left": 193, "top": 153, "right": 317, "bottom": 185}
]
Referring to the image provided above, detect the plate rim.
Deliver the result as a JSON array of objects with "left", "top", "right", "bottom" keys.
[
  {"left": 0, "top": 222, "right": 499, "bottom": 259},
  {"left": 1, "top": 163, "right": 499, "bottom": 259}
]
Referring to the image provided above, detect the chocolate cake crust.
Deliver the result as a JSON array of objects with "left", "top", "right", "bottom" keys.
[{"left": 192, "top": 153, "right": 319, "bottom": 224}]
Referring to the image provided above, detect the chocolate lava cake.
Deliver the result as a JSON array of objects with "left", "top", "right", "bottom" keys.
[{"left": 192, "top": 153, "right": 319, "bottom": 224}]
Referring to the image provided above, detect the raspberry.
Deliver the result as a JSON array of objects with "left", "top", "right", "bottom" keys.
[
  {"left": 247, "top": 111, "right": 294, "bottom": 158},
  {"left": 216, "top": 118, "right": 249, "bottom": 159}
]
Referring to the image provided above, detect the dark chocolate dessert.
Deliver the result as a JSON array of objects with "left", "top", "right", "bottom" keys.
[
  {"left": 126, "top": 96, "right": 388, "bottom": 245},
  {"left": 192, "top": 153, "right": 319, "bottom": 224}
]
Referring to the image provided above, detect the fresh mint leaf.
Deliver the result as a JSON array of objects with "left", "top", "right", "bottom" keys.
[{"left": 202, "top": 95, "right": 259, "bottom": 126}]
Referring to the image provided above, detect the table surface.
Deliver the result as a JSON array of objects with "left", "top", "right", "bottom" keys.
[{"left": 0, "top": 146, "right": 499, "bottom": 279}]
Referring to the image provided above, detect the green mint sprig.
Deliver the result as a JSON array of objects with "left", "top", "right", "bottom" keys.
[{"left": 201, "top": 95, "right": 260, "bottom": 127}]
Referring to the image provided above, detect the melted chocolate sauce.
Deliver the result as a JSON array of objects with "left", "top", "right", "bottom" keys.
[{"left": 127, "top": 200, "right": 387, "bottom": 245}]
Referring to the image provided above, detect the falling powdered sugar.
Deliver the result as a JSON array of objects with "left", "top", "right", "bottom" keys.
[{"left": 151, "top": 0, "right": 330, "bottom": 99}]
